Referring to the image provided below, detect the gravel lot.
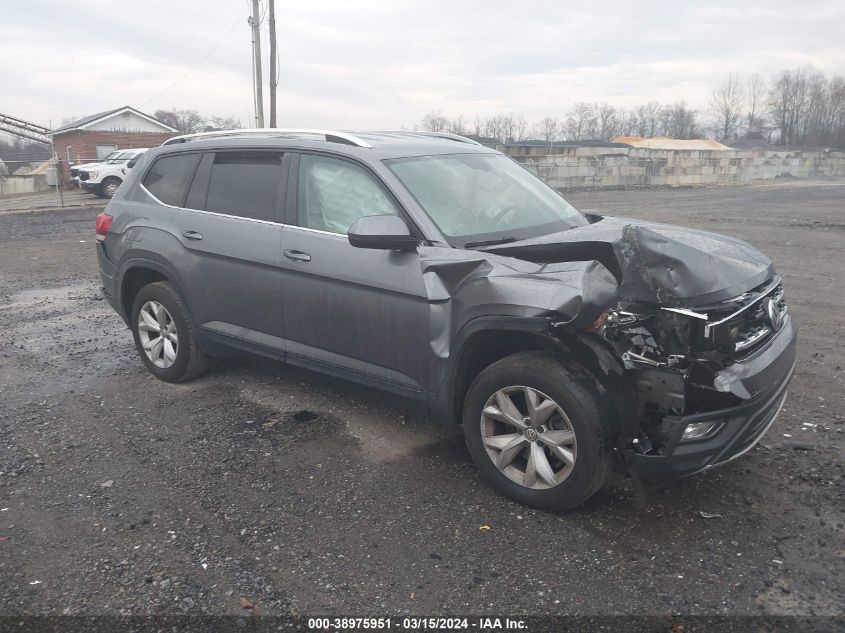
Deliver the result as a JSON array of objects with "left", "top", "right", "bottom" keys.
[{"left": 0, "top": 180, "right": 843, "bottom": 619}]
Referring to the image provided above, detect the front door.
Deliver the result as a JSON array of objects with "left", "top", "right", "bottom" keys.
[{"left": 279, "top": 152, "right": 432, "bottom": 394}]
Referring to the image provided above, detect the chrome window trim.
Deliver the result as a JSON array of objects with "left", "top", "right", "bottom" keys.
[
  {"left": 283, "top": 224, "right": 347, "bottom": 239},
  {"left": 139, "top": 183, "right": 284, "bottom": 227},
  {"left": 140, "top": 183, "right": 347, "bottom": 237}
]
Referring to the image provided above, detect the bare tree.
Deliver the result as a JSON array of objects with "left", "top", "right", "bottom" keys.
[
  {"left": 615, "top": 110, "right": 638, "bottom": 137},
  {"left": 769, "top": 67, "right": 815, "bottom": 145},
  {"left": 420, "top": 110, "right": 449, "bottom": 132},
  {"left": 533, "top": 116, "right": 560, "bottom": 142},
  {"left": 207, "top": 116, "right": 242, "bottom": 131},
  {"left": 154, "top": 108, "right": 205, "bottom": 134},
  {"left": 564, "top": 102, "right": 598, "bottom": 141},
  {"left": 447, "top": 115, "right": 467, "bottom": 135},
  {"left": 745, "top": 75, "right": 767, "bottom": 139},
  {"left": 597, "top": 103, "right": 619, "bottom": 141},
  {"left": 505, "top": 113, "right": 528, "bottom": 143},
  {"left": 632, "top": 102, "right": 662, "bottom": 137},
  {"left": 405, "top": 67, "right": 844, "bottom": 149},
  {"left": 482, "top": 113, "right": 527, "bottom": 143},
  {"left": 710, "top": 75, "right": 745, "bottom": 140},
  {"left": 659, "top": 102, "right": 700, "bottom": 139},
  {"left": 484, "top": 115, "right": 506, "bottom": 142}
]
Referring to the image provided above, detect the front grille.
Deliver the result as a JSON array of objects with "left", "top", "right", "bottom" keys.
[
  {"left": 706, "top": 280, "right": 787, "bottom": 356},
  {"left": 80, "top": 171, "right": 89, "bottom": 181},
  {"left": 70, "top": 168, "right": 79, "bottom": 178}
]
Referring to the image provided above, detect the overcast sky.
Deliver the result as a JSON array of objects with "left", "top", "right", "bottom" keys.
[{"left": 2, "top": 0, "right": 843, "bottom": 130}]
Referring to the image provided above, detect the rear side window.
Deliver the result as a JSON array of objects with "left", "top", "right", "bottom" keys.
[
  {"left": 204, "top": 152, "right": 284, "bottom": 222},
  {"left": 143, "top": 154, "right": 200, "bottom": 207}
]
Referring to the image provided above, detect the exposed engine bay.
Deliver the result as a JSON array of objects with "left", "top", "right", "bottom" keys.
[{"left": 598, "top": 277, "right": 788, "bottom": 450}]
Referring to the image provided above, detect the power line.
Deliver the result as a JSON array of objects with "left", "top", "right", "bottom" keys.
[{"left": 140, "top": 14, "right": 244, "bottom": 109}]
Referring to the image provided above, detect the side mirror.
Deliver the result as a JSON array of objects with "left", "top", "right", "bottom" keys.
[{"left": 347, "top": 215, "right": 419, "bottom": 251}]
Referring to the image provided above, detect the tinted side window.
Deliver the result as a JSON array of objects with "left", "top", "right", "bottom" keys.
[
  {"left": 205, "top": 152, "right": 284, "bottom": 222},
  {"left": 143, "top": 154, "right": 200, "bottom": 207},
  {"left": 297, "top": 154, "right": 398, "bottom": 233}
]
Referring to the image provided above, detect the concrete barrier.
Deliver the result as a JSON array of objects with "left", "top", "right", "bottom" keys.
[
  {"left": 0, "top": 174, "right": 50, "bottom": 196},
  {"left": 502, "top": 145, "right": 845, "bottom": 191}
]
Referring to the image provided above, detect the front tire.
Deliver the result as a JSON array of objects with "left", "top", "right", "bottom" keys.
[
  {"left": 462, "top": 352, "right": 612, "bottom": 510},
  {"left": 101, "top": 177, "right": 122, "bottom": 199},
  {"left": 130, "top": 281, "right": 209, "bottom": 382}
]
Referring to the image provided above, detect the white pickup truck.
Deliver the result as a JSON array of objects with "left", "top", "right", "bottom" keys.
[
  {"left": 71, "top": 150, "right": 132, "bottom": 187},
  {"left": 79, "top": 148, "right": 147, "bottom": 198}
]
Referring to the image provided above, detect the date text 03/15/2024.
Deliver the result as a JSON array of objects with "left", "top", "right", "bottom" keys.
[{"left": 307, "top": 617, "right": 528, "bottom": 631}]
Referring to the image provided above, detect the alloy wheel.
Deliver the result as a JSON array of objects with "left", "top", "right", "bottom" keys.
[
  {"left": 480, "top": 385, "right": 577, "bottom": 489},
  {"left": 137, "top": 300, "right": 178, "bottom": 368}
]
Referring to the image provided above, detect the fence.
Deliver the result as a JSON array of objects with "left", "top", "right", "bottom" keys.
[{"left": 0, "top": 156, "right": 106, "bottom": 197}]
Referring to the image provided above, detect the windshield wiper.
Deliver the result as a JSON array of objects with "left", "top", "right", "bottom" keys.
[{"left": 463, "top": 237, "right": 518, "bottom": 249}]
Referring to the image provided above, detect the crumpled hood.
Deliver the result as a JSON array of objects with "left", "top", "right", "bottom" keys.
[{"left": 483, "top": 215, "right": 774, "bottom": 307}]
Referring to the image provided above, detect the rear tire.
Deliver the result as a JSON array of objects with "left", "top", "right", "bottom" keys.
[
  {"left": 130, "top": 281, "right": 209, "bottom": 383},
  {"left": 462, "top": 351, "right": 612, "bottom": 510}
]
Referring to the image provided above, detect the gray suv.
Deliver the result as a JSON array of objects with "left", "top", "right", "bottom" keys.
[{"left": 95, "top": 129, "right": 797, "bottom": 510}]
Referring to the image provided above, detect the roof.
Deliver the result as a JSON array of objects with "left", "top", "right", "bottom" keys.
[
  {"left": 613, "top": 136, "right": 733, "bottom": 151},
  {"left": 50, "top": 106, "right": 178, "bottom": 134},
  {"left": 155, "top": 130, "right": 498, "bottom": 161}
]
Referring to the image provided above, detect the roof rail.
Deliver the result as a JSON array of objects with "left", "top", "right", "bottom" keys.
[
  {"left": 406, "top": 131, "right": 482, "bottom": 146},
  {"left": 161, "top": 128, "right": 373, "bottom": 148}
]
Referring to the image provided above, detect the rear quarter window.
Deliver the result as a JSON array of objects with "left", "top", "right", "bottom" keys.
[{"left": 142, "top": 153, "right": 201, "bottom": 207}]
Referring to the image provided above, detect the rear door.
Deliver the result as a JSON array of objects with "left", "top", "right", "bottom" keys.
[
  {"left": 164, "top": 150, "right": 288, "bottom": 351},
  {"left": 278, "top": 152, "right": 432, "bottom": 394}
]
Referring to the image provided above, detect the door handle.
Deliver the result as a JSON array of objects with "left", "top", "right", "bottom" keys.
[
  {"left": 284, "top": 249, "right": 311, "bottom": 262},
  {"left": 182, "top": 230, "right": 203, "bottom": 240}
]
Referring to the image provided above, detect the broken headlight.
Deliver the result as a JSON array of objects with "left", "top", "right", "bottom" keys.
[{"left": 681, "top": 421, "right": 723, "bottom": 442}]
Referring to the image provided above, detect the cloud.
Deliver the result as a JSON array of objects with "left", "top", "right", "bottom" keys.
[{"left": 1, "top": 0, "right": 843, "bottom": 129}]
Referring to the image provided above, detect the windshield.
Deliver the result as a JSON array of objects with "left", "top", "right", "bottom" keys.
[
  {"left": 386, "top": 153, "right": 585, "bottom": 247},
  {"left": 105, "top": 151, "right": 134, "bottom": 164}
]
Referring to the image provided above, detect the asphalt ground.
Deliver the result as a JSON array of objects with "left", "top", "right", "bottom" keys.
[{"left": 0, "top": 180, "right": 842, "bottom": 622}]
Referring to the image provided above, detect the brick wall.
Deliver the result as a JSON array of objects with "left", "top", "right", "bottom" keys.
[{"left": 52, "top": 130, "right": 175, "bottom": 184}]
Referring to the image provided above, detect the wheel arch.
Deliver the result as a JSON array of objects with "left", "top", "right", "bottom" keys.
[
  {"left": 444, "top": 319, "right": 639, "bottom": 446},
  {"left": 118, "top": 257, "right": 186, "bottom": 323},
  {"left": 444, "top": 317, "right": 566, "bottom": 425}
]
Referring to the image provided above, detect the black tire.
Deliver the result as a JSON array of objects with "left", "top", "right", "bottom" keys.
[
  {"left": 101, "top": 177, "right": 122, "bottom": 199},
  {"left": 462, "top": 351, "right": 612, "bottom": 511},
  {"left": 130, "top": 281, "right": 209, "bottom": 383}
]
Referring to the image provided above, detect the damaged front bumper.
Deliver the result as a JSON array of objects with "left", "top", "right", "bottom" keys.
[{"left": 627, "top": 315, "right": 797, "bottom": 486}]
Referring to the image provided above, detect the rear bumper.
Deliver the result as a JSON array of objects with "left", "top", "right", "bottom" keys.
[
  {"left": 629, "top": 315, "right": 797, "bottom": 485},
  {"left": 97, "top": 242, "right": 122, "bottom": 318}
]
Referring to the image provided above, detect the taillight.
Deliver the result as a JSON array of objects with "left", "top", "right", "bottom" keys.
[{"left": 95, "top": 212, "right": 113, "bottom": 241}]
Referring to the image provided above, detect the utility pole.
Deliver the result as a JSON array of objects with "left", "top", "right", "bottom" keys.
[
  {"left": 249, "top": 0, "right": 265, "bottom": 127},
  {"left": 268, "top": 0, "right": 277, "bottom": 127}
]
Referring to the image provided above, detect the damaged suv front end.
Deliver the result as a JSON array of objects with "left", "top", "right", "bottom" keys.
[
  {"left": 603, "top": 276, "right": 795, "bottom": 484},
  {"left": 484, "top": 215, "right": 797, "bottom": 486}
]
